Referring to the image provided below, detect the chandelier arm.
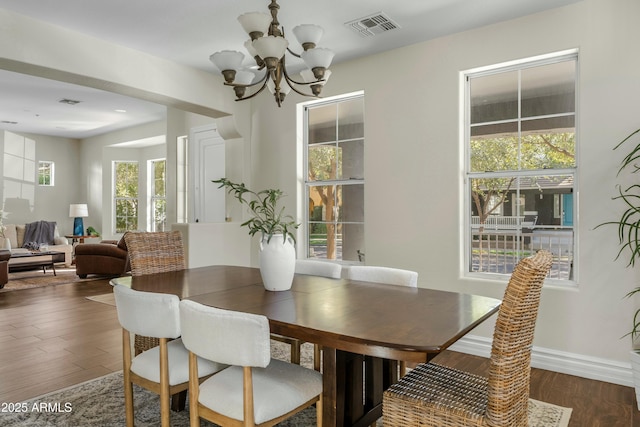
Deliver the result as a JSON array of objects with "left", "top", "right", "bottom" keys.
[
  {"left": 282, "top": 72, "right": 320, "bottom": 98},
  {"left": 281, "top": 63, "right": 324, "bottom": 87},
  {"left": 286, "top": 47, "right": 302, "bottom": 59},
  {"left": 234, "top": 78, "right": 270, "bottom": 102},
  {"left": 223, "top": 70, "right": 269, "bottom": 89}
]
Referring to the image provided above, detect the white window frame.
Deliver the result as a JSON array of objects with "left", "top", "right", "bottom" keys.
[
  {"left": 300, "top": 91, "right": 365, "bottom": 263},
  {"left": 113, "top": 161, "right": 139, "bottom": 234},
  {"left": 149, "top": 158, "right": 166, "bottom": 231},
  {"left": 462, "top": 50, "right": 579, "bottom": 286},
  {"left": 38, "top": 161, "right": 54, "bottom": 186}
]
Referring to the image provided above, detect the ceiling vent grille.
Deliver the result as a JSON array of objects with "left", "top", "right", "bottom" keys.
[{"left": 345, "top": 12, "right": 400, "bottom": 37}]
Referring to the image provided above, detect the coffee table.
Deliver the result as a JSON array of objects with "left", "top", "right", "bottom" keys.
[{"left": 8, "top": 251, "right": 66, "bottom": 275}]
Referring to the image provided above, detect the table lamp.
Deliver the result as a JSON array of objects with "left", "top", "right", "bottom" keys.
[{"left": 69, "top": 204, "right": 88, "bottom": 236}]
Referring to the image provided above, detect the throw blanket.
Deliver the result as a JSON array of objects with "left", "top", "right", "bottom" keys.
[{"left": 23, "top": 221, "right": 57, "bottom": 248}]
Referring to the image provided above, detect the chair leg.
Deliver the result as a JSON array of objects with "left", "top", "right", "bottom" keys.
[
  {"left": 291, "top": 341, "right": 301, "bottom": 365},
  {"left": 314, "top": 344, "right": 322, "bottom": 371},
  {"left": 188, "top": 352, "right": 201, "bottom": 427},
  {"left": 316, "top": 395, "right": 322, "bottom": 427},
  {"left": 400, "top": 361, "right": 407, "bottom": 377},
  {"left": 159, "top": 338, "right": 171, "bottom": 427},
  {"left": 122, "top": 330, "right": 135, "bottom": 427}
]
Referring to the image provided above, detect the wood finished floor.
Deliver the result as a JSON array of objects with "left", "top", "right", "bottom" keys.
[{"left": 0, "top": 278, "right": 637, "bottom": 426}]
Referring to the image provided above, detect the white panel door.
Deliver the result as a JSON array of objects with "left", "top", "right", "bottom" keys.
[{"left": 190, "top": 125, "right": 225, "bottom": 223}]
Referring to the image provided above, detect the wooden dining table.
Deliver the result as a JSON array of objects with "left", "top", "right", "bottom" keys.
[{"left": 111, "top": 265, "right": 501, "bottom": 427}]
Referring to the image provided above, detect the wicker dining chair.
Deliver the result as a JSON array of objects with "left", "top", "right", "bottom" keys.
[
  {"left": 271, "top": 260, "right": 342, "bottom": 371},
  {"left": 124, "top": 230, "right": 187, "bottom": 355},
  {"left": 382, "top": 250, "right": 553, "bottom": 427}
]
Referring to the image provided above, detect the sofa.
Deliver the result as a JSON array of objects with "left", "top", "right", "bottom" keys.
[
  {"left": 0, "top": 249, "right": 10, "bottom": 288},
  {"left": 0, "top": 223, "right": 73, "bottom": 267},
  {"left": 74, "top": 235, "right": 130, "bottom": 278}
]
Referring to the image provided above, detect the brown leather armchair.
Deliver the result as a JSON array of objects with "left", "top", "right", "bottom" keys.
[
  {"left": 0, "top": 249, "right": 10, "bottom": 289},
  {"left": 74, "top": 236, "right": 130, "bottom": 278}
]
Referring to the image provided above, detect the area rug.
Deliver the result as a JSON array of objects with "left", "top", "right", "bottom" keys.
[
  {"left": 0, "top": 342, "right": 572, "bottom": 427},
  {"left": 1, "top": 268, "right": 105, "bottom": 292},
  {"left": 85, "top": 292, "right": 116, "bottom": 305}
]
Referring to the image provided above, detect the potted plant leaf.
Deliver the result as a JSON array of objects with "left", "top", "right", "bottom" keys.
[
  {"left": 598, "top": 128, "right": 640, "bottom": 409},
  {"left": 213, "top": 178, "right": 299, "bottom": 291}
]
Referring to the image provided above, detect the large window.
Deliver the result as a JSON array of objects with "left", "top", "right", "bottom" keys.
[
  {"left": 465, "top": 51, "right": 577, "bottom": 283},
  {"left": 303, "top": 93, "right": 364, "bottom": 262},
  {"left": 114, "top": 161, "right": 138, "bottom": 233},
  {"left": 150, "top": 159, "right": 166, "bottom": 231}
]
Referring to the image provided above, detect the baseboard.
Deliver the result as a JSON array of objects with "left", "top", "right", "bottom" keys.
[{"left": 449, "top": 335, "right": 633, "bottom": 388}]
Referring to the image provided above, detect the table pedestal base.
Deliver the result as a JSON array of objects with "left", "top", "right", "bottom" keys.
[{"left": 324, "top": 348, "right": 399, "bottom": 427}]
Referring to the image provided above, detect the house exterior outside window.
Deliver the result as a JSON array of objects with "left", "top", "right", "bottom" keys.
[
  {"left": 150, "top": 159, "right": 166, "bottom": 231},
  {"left": 38, "top": 161, "right": 54, "bottom": 186},
  {"left": 114, "top": 161, "right": 138, "bottom": 233},
  {"left": 464, "top": 51, "right": 578, "bottom": 283},
  {"left": 303, "top": 93, "right": 365, "bottom": 262}
]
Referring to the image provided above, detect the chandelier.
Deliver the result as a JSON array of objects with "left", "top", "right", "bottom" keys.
[{"left": 209, "top": 0, "right": 334, "bottom": 107}]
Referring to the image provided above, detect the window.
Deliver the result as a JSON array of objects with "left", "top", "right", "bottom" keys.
[
  {"left": 3, "top": 132, "right": 35, "bottom": 211},
  {"left": 38, "top": 161, "right": 54, "bottom": 186},
  {"left": 150, "top": 159, "right": 166, "bottom": 231},
  {"left": 465, "top": 51, "right": 577, "bottom": 282},
  {"left": 114, "top": 161, "right": 139, "bottom": 233},
  {"left": 303, "top": 93, "right": 364, "bottom": 262}
]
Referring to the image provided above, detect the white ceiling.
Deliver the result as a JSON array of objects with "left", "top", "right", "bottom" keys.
[{"left": 0, "top": 0, "right": 581, "bottom": 139}]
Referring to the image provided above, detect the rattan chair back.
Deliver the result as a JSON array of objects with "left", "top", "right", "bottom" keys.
[
  {"left": 124, "top": 231, "right": 186, "bottom": 276},
  {"left": 382, "top": 250, "right": 553, "bottom": 427},
  {"left": 486, "top": 249, "right": 553, "bottom": 426},
  {"left": 124, "top": 231, "right": 186, "bottom": 355}
]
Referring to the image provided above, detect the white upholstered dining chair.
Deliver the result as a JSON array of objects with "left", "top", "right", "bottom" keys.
[
  {"left": 113, "top": 285, "right": 227, "bottom": 427},
  {"left": 179, "top": 299, "right": 323, "bottom": 427},
  {"left": 271, "top": 259, "right": 343, "bottom": 370},
  {"left": 347, "top": 265, "right": 418, "bottom": 288},
  {"left": 347, "top": 265, "right": 418, "bottom": 376},
  {"left": 295, "top": 259, "right": 343, "bottom": 279}
]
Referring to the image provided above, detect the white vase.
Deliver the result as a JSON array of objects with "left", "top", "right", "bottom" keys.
[
  {"left": 2, "top": 237, "right": 10, "bottom": 251},
  {"left": 631, "top": 350, "right": 640, "bottom": 410},
  {"left": 259, "top": 233, "right": 295, "bottom": 291}
]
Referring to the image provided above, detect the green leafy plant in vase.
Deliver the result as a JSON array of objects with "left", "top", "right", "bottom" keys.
[
  {"left": 213, "top": 178, "right": 299, "bottom": 291},
  {"left": 597, "top": 128, "right": 640, "bottom": 410}
]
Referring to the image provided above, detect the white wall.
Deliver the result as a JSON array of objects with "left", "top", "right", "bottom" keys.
[
  {"left": 243, "top": 0, "right": 640, "bottom": 372},
  {"left": 0, "top": 130, "right": 81, "bottom": 233}
]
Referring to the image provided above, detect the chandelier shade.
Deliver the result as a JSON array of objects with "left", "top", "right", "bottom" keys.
[
  {"left": 238, "top": 12, "right": 272, "bottom": 37},
  {"left": 292, "top": 24, "right": 324, "bottom": 47},
  {"left": 209, "top": 0, "right": 333, "bottom": 107},
  {"left": 252, "top": 36, "right": 289, "bottom": 63},
  {"left": 301, "top": 48, "right": 335, "bottom": 72}
]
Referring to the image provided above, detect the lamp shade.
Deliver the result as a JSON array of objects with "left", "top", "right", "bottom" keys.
[
  {"left": 237, "top": 12, "right": 271, "bottom": 36},
  {"left": 300, "top": 47, "right": 335, "bottom": 70},
  {"left": 252, "top": 35, "right": 289, "bottom": 61},
  {"left": 244, "top": 39, "right": 259, "bottom": 58},
  {"left": 69, "top": 204, "right": 88, "bottom": 218},
  {"left": 292, "top": 24, "right": 324, "bottom": 47},
  {"left": 209, "top": 50, "right": 244, "bottom": 72}
]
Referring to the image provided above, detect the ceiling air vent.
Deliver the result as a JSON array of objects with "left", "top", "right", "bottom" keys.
[{"left": 345, "top": 12, "right": 400, "bottom": 38}]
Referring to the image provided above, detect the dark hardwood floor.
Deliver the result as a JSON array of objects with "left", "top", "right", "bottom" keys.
[{"left": 0, "top": 278, "right": 637, "bottom": 426}]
